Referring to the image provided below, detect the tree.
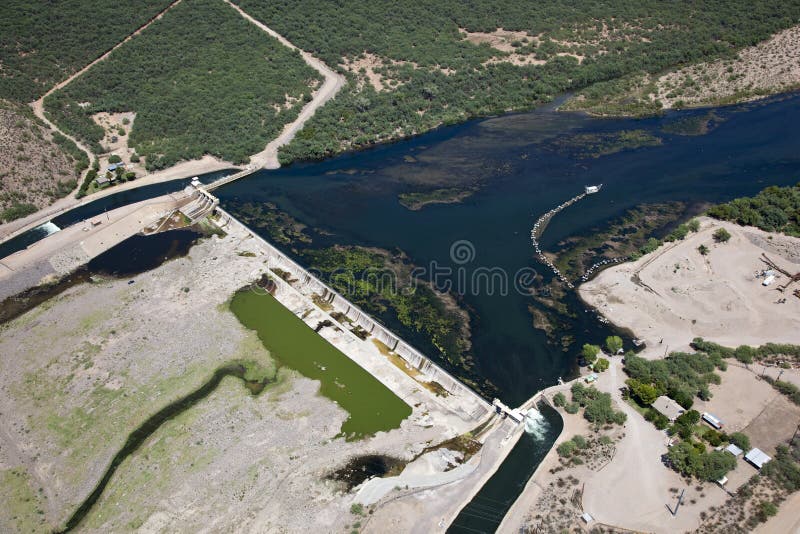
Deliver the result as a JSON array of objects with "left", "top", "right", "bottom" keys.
[
  {"left": 581, "top": 343, "right": 601, "bottom": 364},
  {"left": 553, "top": 392, "right": 567, "bottom": 407},
  {"left": 729, "top": 432, "right": 751, "bottom": 451},
  {"left": 108, "top": 154, "right": 122, "bottom": 164},
  {"left": 594, "top": 358, "right": 610, "bottom": 372},
  {"left": 557, "top": 440, "right": 577, "bottom": 457},
  {"left": 713, "top": 227, "right": 732, "bottom": 243},
  {"left": 687, "top": 219, "right": 701, "bottom": 232},
  {"left": 627, "top": 378, "right": 659, "bottom": 405},
  {"left": 697, "top": 244, "right": 709, "bottom": 255},
  {"left": 606, "top": 335, "right": 623, "bottom": 354}
]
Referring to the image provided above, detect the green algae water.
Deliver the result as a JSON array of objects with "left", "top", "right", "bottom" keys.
[{"left": 229, "top": 289, "right": 412, "bottom": 439}]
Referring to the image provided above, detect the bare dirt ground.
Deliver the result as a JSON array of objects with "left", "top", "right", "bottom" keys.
[
  {"left": 91, "top": 111, "right": 145, "bottom": 177},
  {"left": 655, "top": 25, "right": 800, "bottom": 109},
  {"left": 498, "top": 358, "right": 720, "bottom": 534},
  {"left": 0, "top": 222, "right": 477, "bottom": 532},
  {"left": 580, "top": 217, "right": 800, "bottom": 353},
  {"left": 0, "top": 100, "right": 81, "bottom": 217}
]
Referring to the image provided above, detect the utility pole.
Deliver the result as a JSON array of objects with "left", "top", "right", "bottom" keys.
[{"left": 672, "top": 489, "right": 685, "bottom": 517}]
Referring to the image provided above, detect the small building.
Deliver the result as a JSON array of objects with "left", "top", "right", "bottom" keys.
[
  {"left": 725, "top": 443, "right": 744, "bottom": 457},
  {"left": 745, "top": 448, "right": 772, "bottom": 469},
  {"left": 107, "top": 163, "right": 120, "bottom": 172},
  {"left": 652, "top": 396, "right": 685, "bottom": 422},
  {"left": 763, "top": 275, "right": 776, "bottom": 286},
  {"left": 95, "top": 176, "right": 110, "bottom": 186},
  {"left": 702, "top": 412, "right": 724, "bottom": 429},
  {"left": 581, "top": 512, "right": 593, "bottom": 524}
]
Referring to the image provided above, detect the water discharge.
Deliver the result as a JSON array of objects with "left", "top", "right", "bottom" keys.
[{"left": 523, "top": 407, "right": 549, "bottom": 440}]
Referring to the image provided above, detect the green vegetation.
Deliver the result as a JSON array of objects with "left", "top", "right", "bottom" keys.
[
  {"left": 623, "top": 351, "right": 726, "bottom": 409},
  {"left": 707, "top": 183, "right": 800, "bottom": 236},
  {"left": 398, "top": 186, "right": 477, "bottom": 211},
  {"left": 230, "top": 289, "right": 411, "bottom": 439},
  {"left": 303, "top": 246, "right": 472, "bottom": 371},
  {"left": 553, "top": 392, "right": 567, "bottom": 407},
  {"left": 691, "top": 338, "right": 800, "bottom": 366},
  {"left": 228, "top": 0, "right": 800, "bottom": 163},
  {"left": 713, "top": 227, "right": 732, "bottom": 243},
  {"left": 549, "top": 130, "right": 662, "bottom": 159},
  {"left": 570, "top": 382, "right": 626, "bottom": 426},
  {"left": 0, "top": 0, "right": 173, "bottom": 101},
  {"left": 593, "top": 358, "right": 609, "bottom": 372},
  {"left": 763, "top": 377, "right": 800, "bottom": 407},
  {"left": 605, "top": 335, "right": 623, "bottom": 355},
  {"left": 666, "top": 440, "right": 736, "bottom": 481},
  {"left": 729, "top": 432, "right": 751, "bottom": 452},
  {"left": 44, "top": 0, "right": 320, "bottom": 169},
  {"left": 0, "top": 202, "right": 38, "bottom": 223},
  {"left": 0, "top": 468, "right": 49, "bottom": 532},
  {"left": 581, "top": 343, "right": 600, "bottom": 365},
  {"left": 551, "top": 202, "right": 693, "bottom": 279}
]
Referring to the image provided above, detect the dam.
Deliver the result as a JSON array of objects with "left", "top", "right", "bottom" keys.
[{"left": 210, "top": 195, "right": 492, "bottom": 422}]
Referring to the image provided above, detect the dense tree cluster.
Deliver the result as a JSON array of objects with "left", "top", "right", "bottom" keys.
[
  {"left": 570, "top": 382, "right": 626, "bottom": 425},
  {"left": 43, "top": 0, "right": 320, "bottom": 170},
  {"left": 232, "top": 0, "right": 800, "bottom": 163},
  {"left": 0, "top": 0, "right": 173, "bottom": 101},
  {"left": 667, "top": 441, "right": 736, "bottom": 481},
  {"left": 707, "top": 183, "right": 800, "bottom": 236},
  {"left": 623, "top": 351, "right": 725, "bottom": 408}
]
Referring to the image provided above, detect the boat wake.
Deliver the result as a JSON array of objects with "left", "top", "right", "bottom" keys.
[{"left": 523, "top": 407, "right": 549, "bottom": 440}]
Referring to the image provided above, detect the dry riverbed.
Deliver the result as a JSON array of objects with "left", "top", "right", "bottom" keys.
[{"left": 0, "top": 225, "right": 474, "bottom": 532}]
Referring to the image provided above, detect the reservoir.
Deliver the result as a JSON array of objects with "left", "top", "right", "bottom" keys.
[
  {"left": 4, "top": 92, "right": 800, "bottom": 531},
  {"left": 215, "top": 92, "right": 800, "bottom": 406}
]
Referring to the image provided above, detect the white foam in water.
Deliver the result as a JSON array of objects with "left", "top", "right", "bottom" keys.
[
  {"left": 524, "top": 407, "right": 549, "bottom": 440},
  {"left": 38, "top": 221, "right": 60, "bottom": 236}
]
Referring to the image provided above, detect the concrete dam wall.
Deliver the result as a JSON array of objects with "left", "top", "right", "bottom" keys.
[{"left": 214, "top": 206, "right": 491, "bottom": 420}]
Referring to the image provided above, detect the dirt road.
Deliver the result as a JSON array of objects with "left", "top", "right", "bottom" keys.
[{"left": 223, "top": 0, "right": 346, "bottom": 169}]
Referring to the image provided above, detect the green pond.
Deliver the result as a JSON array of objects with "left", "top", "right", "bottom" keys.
[{"left": 229, "top": 289, "right": 412, "bottom": 439}]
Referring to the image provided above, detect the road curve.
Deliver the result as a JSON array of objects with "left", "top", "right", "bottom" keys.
[
  {"left": 29, "top": 0, "right": 186, "bottom": 177},
  {"left": 223, "top": 0, "right": 346, "bottom": 169}
]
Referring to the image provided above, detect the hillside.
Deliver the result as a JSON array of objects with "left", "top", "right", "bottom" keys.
[
  {"left": 565, "top": 24, "right": 800, "bottom": 115},
  {"left": 229, "top": 0, "right": 800, "bottom": 163},
  {"left": 0, "top": 100, "right": 87, "bottom": 223}
]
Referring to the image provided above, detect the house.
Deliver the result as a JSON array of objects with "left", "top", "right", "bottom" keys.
[
  {"left": 652, "top": 396, "right": 684, "bottom": 422},
  {"left": 702, "top": 412, "right": 724, "bottom": 429},
  {"left": 745, "top": 448, "right": 772, "bottom": 469},
  {"left": 95, "top": 176, "right": 110, "bottom": 186},
  {"left": 107, "top": 163, "right": 121, "bottom": 172},
  {"left": 725, "top": 443, "right": 744, "bottom": 457}
]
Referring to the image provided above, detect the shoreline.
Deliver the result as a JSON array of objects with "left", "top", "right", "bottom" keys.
[{"left": 0, "top": 156, "right": 236, "bottom": 244}]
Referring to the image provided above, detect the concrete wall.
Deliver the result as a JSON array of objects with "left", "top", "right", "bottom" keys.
[{"left": 214, "top": 206, "right": 491, "bottom": 420}]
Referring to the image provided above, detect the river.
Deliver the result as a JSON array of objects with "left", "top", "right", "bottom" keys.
[{"left": 3, "top": 93, "right": 800, "bottom": 532}]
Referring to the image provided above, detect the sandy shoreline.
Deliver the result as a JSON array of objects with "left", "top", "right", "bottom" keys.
[{"left": 580, "top": 217, "right": 800, "bottom": 354}]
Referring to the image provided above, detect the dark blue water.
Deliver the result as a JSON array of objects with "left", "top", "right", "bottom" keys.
[
  {"left": 0, "top": 169, "right": 235, "bottom": 260},
  {"left": 449, "top": 404, "right": 563, "bottom": 533},
  {"left": 215, "top": 93, "right": 800, "bottom": 405}
]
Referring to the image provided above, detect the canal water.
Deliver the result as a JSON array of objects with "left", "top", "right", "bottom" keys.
[{"left": 0, "top": 169, "right": 235, "bottom": 260}]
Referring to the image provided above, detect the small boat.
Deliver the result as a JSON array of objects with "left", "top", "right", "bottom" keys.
[{"left": 585, "top": 184, "right": 602, "bottom": 194}]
